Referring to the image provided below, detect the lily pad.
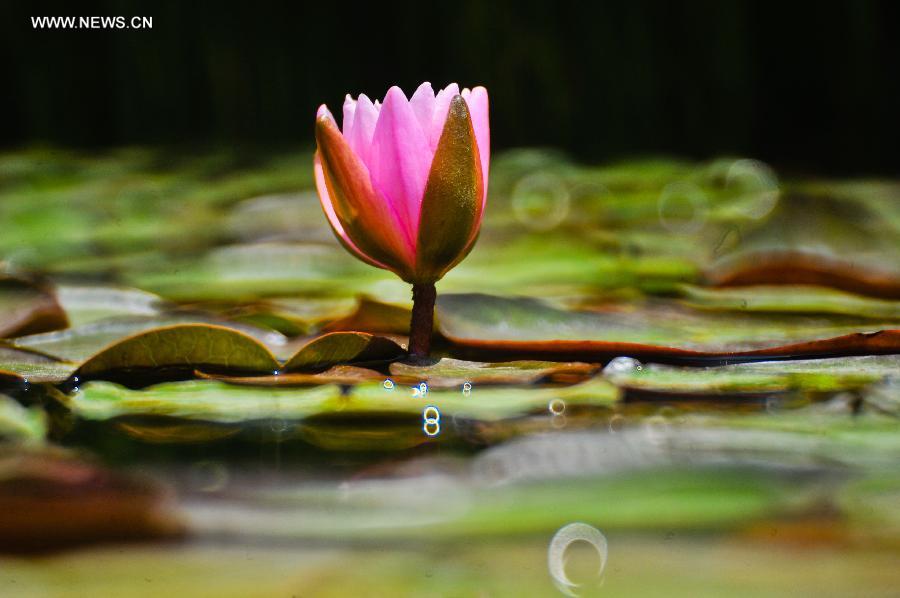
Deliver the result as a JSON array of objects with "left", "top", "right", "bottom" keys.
[
  {"left": 706, "top": 193, "right": 900, "bottom": 298},
  {"left": 0, "top": 448, "right": 184, "bottom": 553},
  {"left": 389, "top": 358, "right": 597, "bottom": 388},
  {"left": 0, "top": 276, "right": 68, "bottom": 338},
  {"left": 75, "top": 324, "right": 280, "bottom": 379},
  {"left": 680, "top": 284, "right": 900, "bottom": 320},
  {"left": 281, "top": 332, "right": 405, "bottom": 372},
  {"left": 437, "top": 293, "right": 900, "bottom": 361},
  {"left": 55, "top": 284, "right": 165, "bottom": 327},
  {"left": 321, "top": 296, "right": 412, "bottom": 335},
  {"left": 603, "top": 355, "right": 900, "bottom": 397},
  {"left": 66, "top": 378, "right": 617, "bottom": 429},
  {"left": 13, "top": 315, "right": 286, "bottom": 363},
  {"left": 197, "top": 365, "right": 383, "bottom": 387},
  {"left": 0, "top": 395, "right": 46, "bottom": 442},
  {"left": 0, "top": 346, "right": 76, "bottom": 384}
]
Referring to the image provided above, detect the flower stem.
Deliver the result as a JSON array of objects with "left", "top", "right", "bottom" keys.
[{"left": 408, "top": 282, "right": 436, "bottom": 359}]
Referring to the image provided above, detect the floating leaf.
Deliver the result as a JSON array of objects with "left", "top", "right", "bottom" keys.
[
  {"left": 680, "top": 284, "right": 900, "bottom": 319},
  {"left": 67, "top": 378, "right": 617, "bottom": 431},
  {"left": 197, "top": 365, "right": 383, "bottom": 387},
  {"left": 390, "top": 358, "right": 597, "bottom": 388},
  {"left": 604, "top": 355, "right": 900, "bottom": 397},
  {"left": 0, "top": 448, "right": 184, "bottom": 553},
  {"left": 0, "top": 395, "right": 46, "bottom": 442},
  {"left": 0, "top": 277, "right": 68, "bottom": 338},
  {"left": 437, "top": 293, "right": 900, "bottom": 361},
  {"left": 55, "top": 284, "right": 165, "bottom": 326},
  {"left": 707, "top": 193, "right": 900, "bottom": 298},
  {"left": 0, "top": 346, "right": 75, "bottom": 384},
  {"left": 321, "top": 296, "right": 412, "bottom": 334},
  {"left": 13, "top": 315, "right": 286, "bottom": 363},
  {"left": 281, "top": 332, "right": 404, "bottom": 372},
  {"left": 75, "top": 324, "right": 280, "bottom": 379}
]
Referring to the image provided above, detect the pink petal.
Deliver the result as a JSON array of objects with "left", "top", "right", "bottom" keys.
[
  {"left": 462, "top": 86, "right": 490, "bottom": 202},
  {"left": 341, "top": 94, "right": 356, "bottom": 137},
  {"left": 409, "top": 82, "right": 436, "bottom": 134},
  {"left": 314, "top": 106, "right": 417, "bottom": 274},
  {"left": 428, "top": 83, "right": 460, "bottom": 150},
  {"left": 346, "top": 94, "right": 378, "bottom": 165},
  {"left": 367, "top": 86, "right": 434, "bottom": 244},
  {"left": 313, "top": 152, "right": 388, "bottom": 270}
]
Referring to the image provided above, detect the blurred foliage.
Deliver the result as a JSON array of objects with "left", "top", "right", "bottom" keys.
[{"left": 0, "top": 146, "right": 898, "bottom": 593}]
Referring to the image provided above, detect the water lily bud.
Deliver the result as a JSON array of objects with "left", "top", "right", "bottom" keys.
[{"left": 314, "top": 83, "right": 489, "bottom": 284}]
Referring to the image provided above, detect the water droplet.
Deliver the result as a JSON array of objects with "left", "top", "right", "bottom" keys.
[
  {"left": 190, "top": 460, "right": 229, "bottom": 493},
  {"left": 608, "top": 413, "right": 625, "bottom": 433},
  {"left": 643, "top": 414, "right": 671, "bottom": 446},
  {"left": 548, "top": 398, "right": 566, "bottom": 415},
  {"left": 658, "top": 181, "right": 708, "bottom": 234},
  {"left": 512, "top": 172, "right": 571, "bottom": 231},
  {"left": 725, "top": 159, "right": 780, "bottom": 220},
  {"left": 462, "top": 382, "right": 472, "bottom": 396},
  {"left": 602, "top": 356, "right": 643, "bottom": 378},
  {"left": 383, "top": 379, "right": 395, "bottom": 390},
  {"left": 548, "top": 523, "right": 608, "bottom": 597}
]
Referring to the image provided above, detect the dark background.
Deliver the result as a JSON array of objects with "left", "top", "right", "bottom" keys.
[{"left": 2, "top": 0, "right": 897, "bottom": 175}]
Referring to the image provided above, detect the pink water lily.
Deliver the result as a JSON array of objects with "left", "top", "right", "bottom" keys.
[{"left": 314, "top": 82, "right": 490, "bottom": 357}]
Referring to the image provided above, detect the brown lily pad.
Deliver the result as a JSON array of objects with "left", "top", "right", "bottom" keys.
[
  {"left": 0, "top": 448, "right": 184, "bottom": 553},
  {"left": 0, "top": 276, "right": 68, "bottom": 338},
  {"left": 389, "top": 358, "right": 597, "bottom": 388},
  {"left": 437, "top": 293, "right": 900, "bottom": 363},
  {"left": 321, "top": 296, "right": 412, "bottom": 335},
  {"left": 707, "top": 193, "right": 900, "bottom": 298},
  {"left": 196, "top": 364, "right": 383, "bottom": 387}
]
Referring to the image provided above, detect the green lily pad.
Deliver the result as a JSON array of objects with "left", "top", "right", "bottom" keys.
[
  {"left": 437, "top": 293, "right": 900, "bottom": 360},
  {"left": 66, "top": 378, "right": 617, "bottom": 428},
  {"left": 281, "top": 332, "right": 405, "bottom": 372},
  {"left": 680, "top": 284, "right": 900, "bottom": 319},
  {"left": 75, "top": 324, "right": 280, "bottom": 379},
  {"left": 13, "top": 315, "right": 286, "bottom": 363},
  {"left": 0, "top": 346, "right": 76, "bottom": 384},
  {"left": 0, "top": 396, "right": 46, "bottom": 442},
  {"left": 603, "top": 355, "right": 900, "bottom": 396},
  {"left": 55, "top": 284, "right": 165, "bottom": 327}
]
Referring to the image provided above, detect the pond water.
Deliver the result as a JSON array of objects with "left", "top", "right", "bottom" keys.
[{"left": 1, "top": 148, "right": 898, "bottom": 595}]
